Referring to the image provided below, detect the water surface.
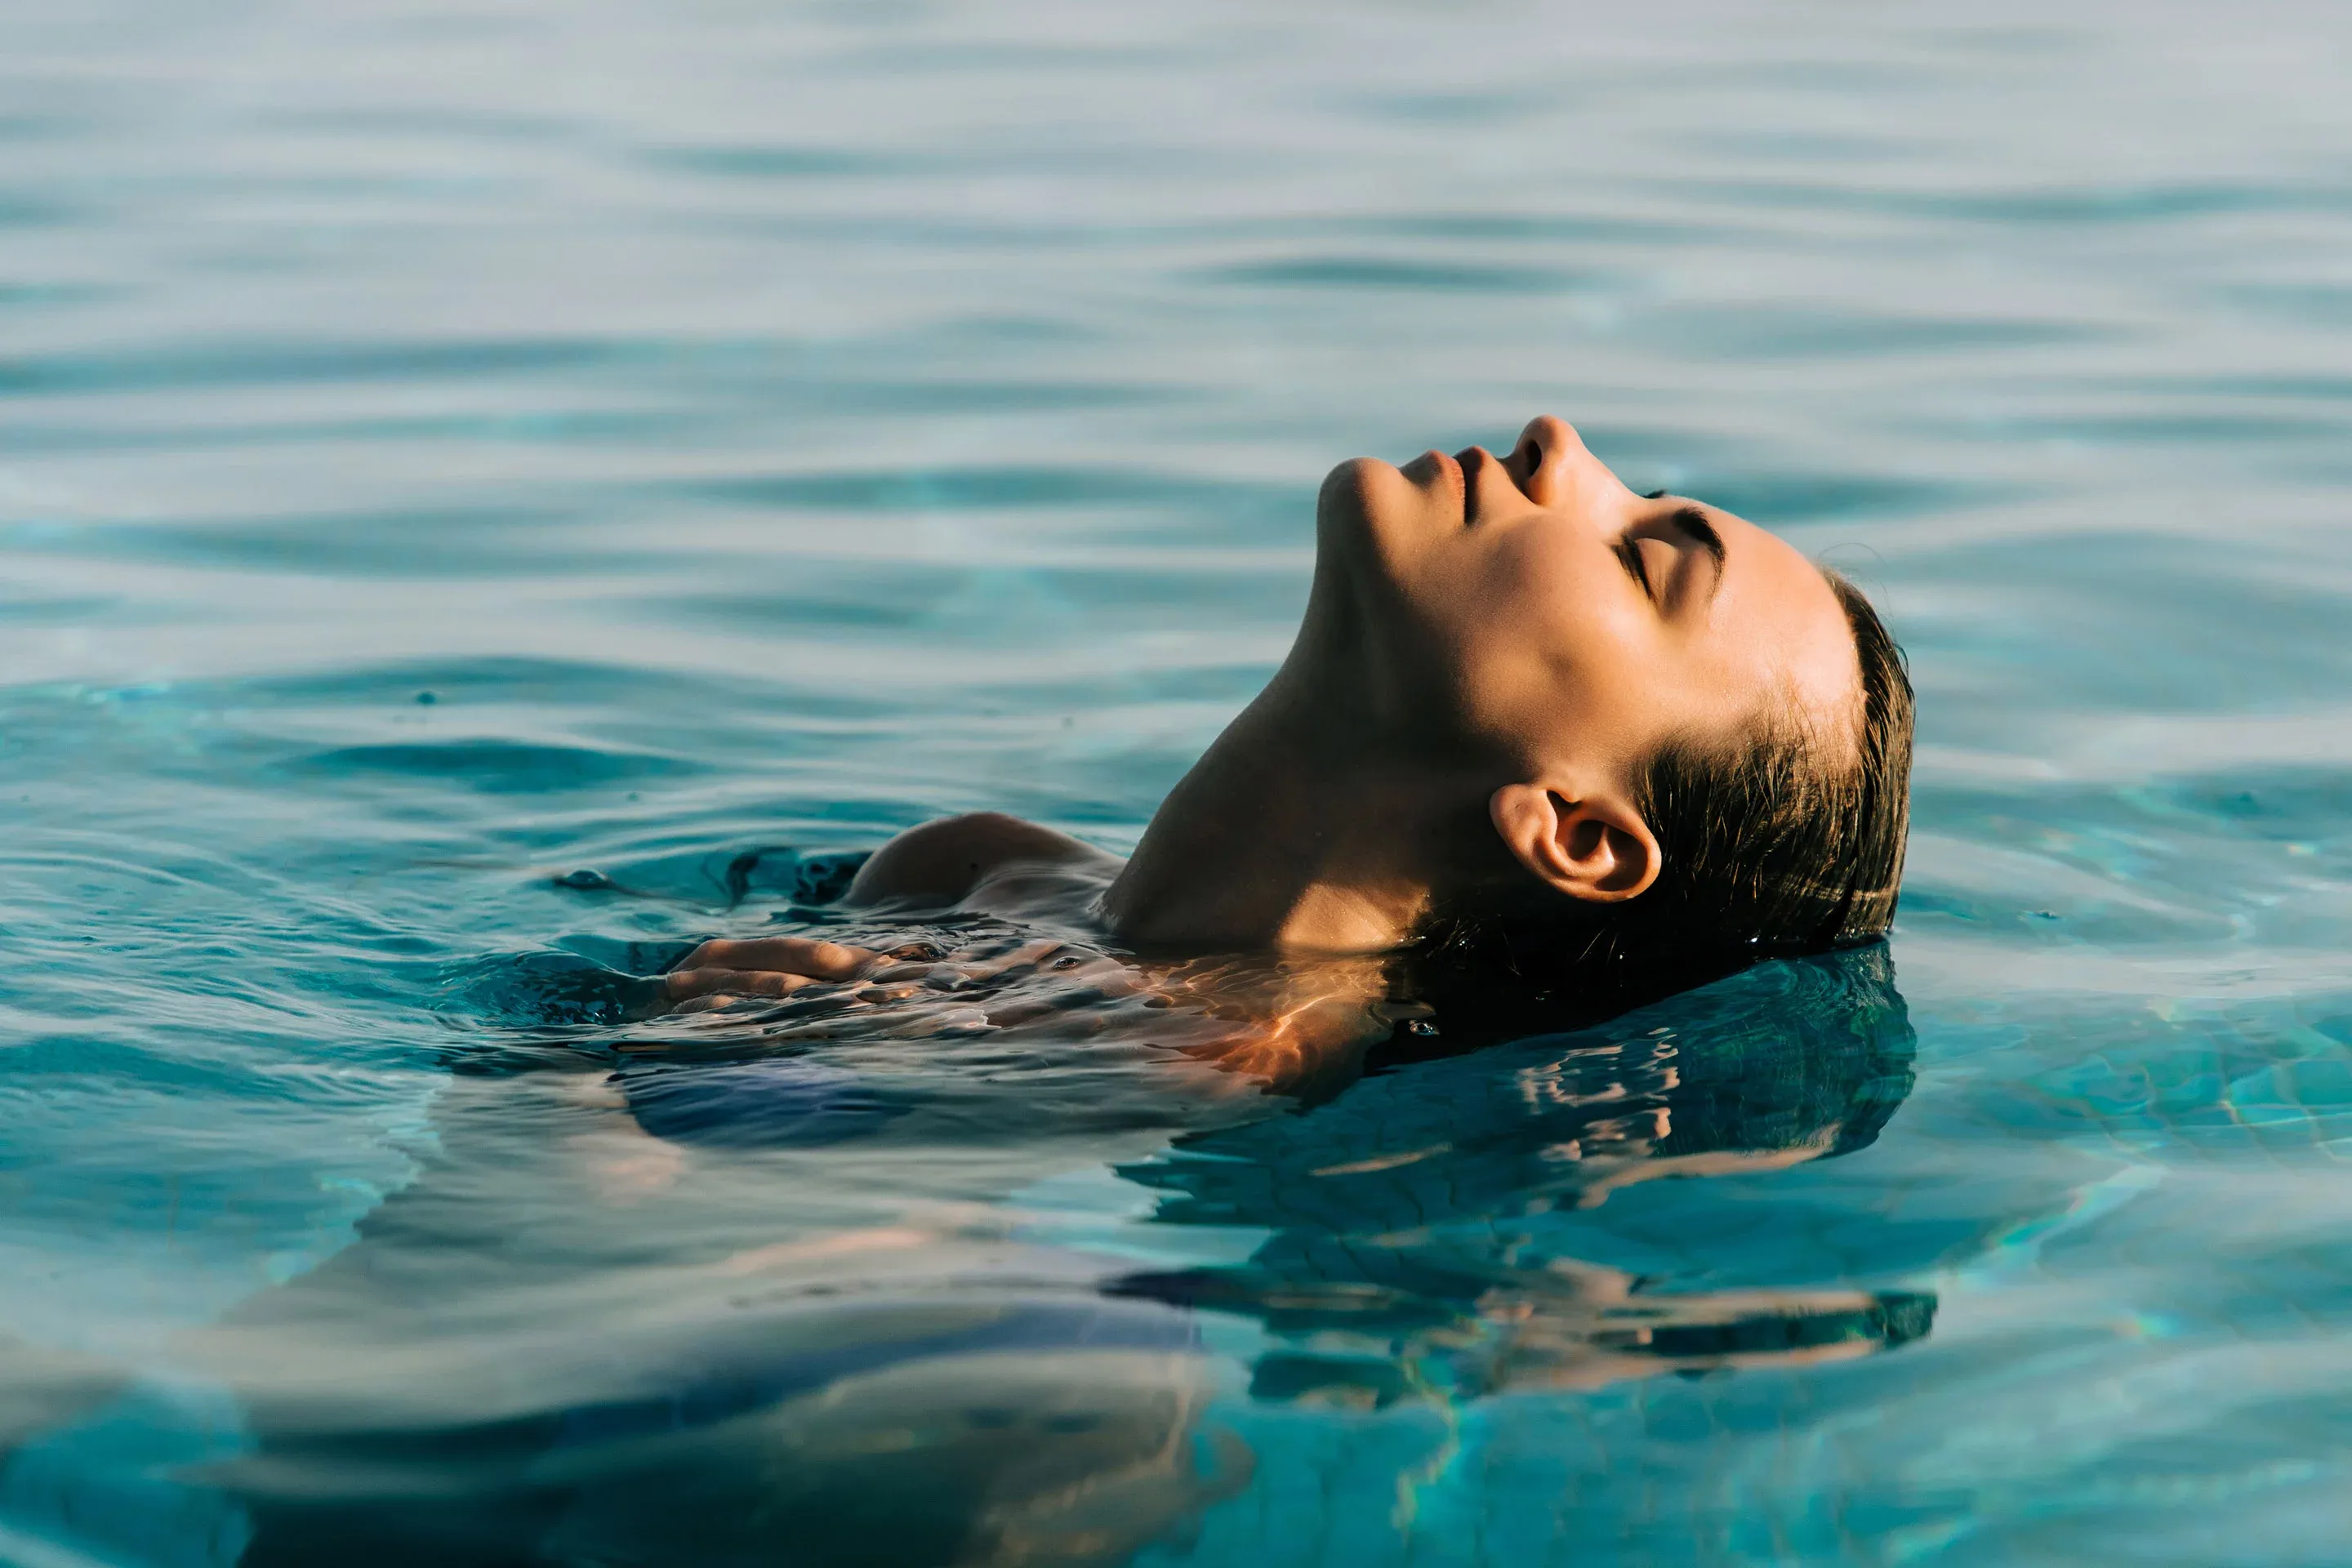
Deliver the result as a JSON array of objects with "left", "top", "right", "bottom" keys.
[{"left": 5, "top": 2, "right": 2352, "bottom": 1562}]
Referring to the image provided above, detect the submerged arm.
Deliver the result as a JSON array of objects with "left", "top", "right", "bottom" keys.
[{"left": 658, "top": 813, "right": 1120, "bottom": 1011}]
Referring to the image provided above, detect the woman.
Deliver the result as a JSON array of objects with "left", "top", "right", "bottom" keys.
[{"left": 659, "top": 414, "right": 1913, "bottom": 1034}]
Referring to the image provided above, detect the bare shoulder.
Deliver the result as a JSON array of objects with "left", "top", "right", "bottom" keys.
[{"left": 844, "top": 812, "right": 1123, "bottom": 912}]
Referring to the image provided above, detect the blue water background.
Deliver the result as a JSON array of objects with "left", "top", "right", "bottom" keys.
[{"left": 5, "top": 1, "right": 2352, "bottom": 1562}]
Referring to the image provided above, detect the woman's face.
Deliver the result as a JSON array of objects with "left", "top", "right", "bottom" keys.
[{"left": 1312, "top": 416, "right": 1860, "bottom": 789}]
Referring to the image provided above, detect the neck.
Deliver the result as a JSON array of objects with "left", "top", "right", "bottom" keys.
[{"left": 1102, "top": 667, "right": 1480, "bottom": 953}]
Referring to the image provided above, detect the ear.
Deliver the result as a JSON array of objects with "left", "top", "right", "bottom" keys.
[{"left": 1488, "top": 783, "right": 1662, "bottom": 904}]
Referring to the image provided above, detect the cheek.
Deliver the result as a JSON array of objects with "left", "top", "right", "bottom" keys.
[
  {"left": 1453, "top": 528, "right": 1668, "bottom": 748},
  {"left": 1472, "top": 526, "right": 1631, "bottom": 668}
]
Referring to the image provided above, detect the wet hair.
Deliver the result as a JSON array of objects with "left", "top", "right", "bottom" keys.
[{"left": 1408, "top": 567, "right": 1913, "bottom": 1019}]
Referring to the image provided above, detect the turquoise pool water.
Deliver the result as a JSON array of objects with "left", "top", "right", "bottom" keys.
[{"left": 7, "top": 2, "right": 2352, "bottom": 1561}]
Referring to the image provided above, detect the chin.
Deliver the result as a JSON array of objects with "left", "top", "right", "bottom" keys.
[
  {"left": 1316, "top": 455, "right": 1392, "bottom": 523},
  {"left": 1311, "top": 456, "right": 1383, "bottom": 567},
  {"left": 1316, "top": 455, "right": 1441, "bottom": 572}
]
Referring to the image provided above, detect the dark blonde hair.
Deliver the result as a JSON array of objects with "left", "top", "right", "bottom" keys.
[{"left": 1410, "top": 568, "right": 1913, "bottom": 1015}]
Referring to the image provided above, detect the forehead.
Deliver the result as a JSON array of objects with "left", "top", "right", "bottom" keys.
[{"left": 1704, "top": 510, "right": 1860, "bottom": 733}]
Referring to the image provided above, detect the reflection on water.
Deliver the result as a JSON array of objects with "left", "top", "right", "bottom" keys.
[{"left": 1115, "top": 951, "right": 1929, "bottom": 1410}]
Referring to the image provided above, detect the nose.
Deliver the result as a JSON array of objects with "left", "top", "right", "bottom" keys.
[{"left": 1508, "top": 415, "right": 1624, "bottom": 514}]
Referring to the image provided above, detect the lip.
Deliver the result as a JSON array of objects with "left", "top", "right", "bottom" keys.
[
  {"left": 1403, "top": 448, "right": 1468, "bottom": 524},
  {"left": 1454, "top": 445, "right": 1494, "bottom": 525}
]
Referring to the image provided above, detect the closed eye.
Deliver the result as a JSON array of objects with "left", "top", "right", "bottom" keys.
[
  {"left": 1615, "top": 535, "right": 1654, "bottom": 600},
  {"left": 1619, "top": 504, "right": 1726, "bottom": 612}
]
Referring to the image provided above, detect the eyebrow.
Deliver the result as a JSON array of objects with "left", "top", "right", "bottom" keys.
[{"left": 1667, "top": 506, "right": 1727, "bottom": 584}]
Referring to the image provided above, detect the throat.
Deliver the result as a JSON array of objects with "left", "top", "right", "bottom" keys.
[{"left": 1102, "top": 681, "right": 1448, "bottom": 953}]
